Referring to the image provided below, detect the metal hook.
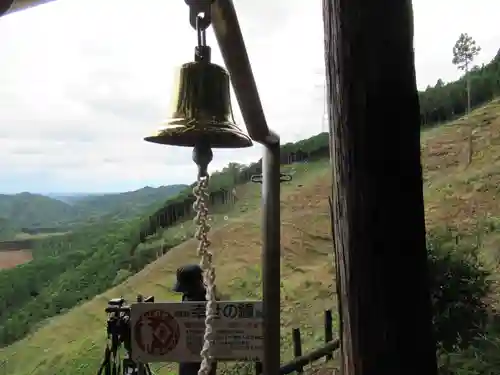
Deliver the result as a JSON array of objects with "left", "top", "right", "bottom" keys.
[
  {"left": 251, "top": 173, "right": 293, "bottom": 184},
  {"left": 250, "top": 174, "right": 263, "bottom": 184},
  {"left": 280, "top": 173, "right": 293, "bottom": 182},
  {"left": 189, "top": 3, "right": 211, "bottom": 62}
]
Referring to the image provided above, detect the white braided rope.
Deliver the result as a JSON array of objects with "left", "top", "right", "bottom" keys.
[{"left": 193, "top": 176, "right": 217, "bottom": 375}]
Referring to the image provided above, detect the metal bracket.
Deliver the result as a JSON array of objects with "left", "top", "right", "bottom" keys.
[
  {"left": 184, "top": 0, "right": 215, "bottom": 30},
  {"left": 251, "top": 173, "right": 292, "bottom": 184}
]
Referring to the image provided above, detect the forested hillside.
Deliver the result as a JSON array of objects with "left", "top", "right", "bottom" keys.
[
  {"left": 0, "top": 185, "right": 186, "bottom": 232},
  {"left": 419, "top": 48, "right": 500, "bottom": 125},
  {"left": 0, "top": 193, "right": 79, "bottom": 229},
  {"left": 67, "top": 184, "right": 187, "bottom": 223},
  {"left": 0, "top": 218, "right": 16, "bottom": 241},
  {"left": 0, "top": 219, "right": 143, "bottom": 345}
]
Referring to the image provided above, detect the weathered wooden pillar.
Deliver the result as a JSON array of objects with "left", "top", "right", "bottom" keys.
[{"left": 322, "top": 0, "right": 438, "bottom": 374}]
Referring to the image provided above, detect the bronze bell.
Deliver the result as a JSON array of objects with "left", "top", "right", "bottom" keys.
[{"left": 144, "top": 60, "right": 253, "bottom": 148}]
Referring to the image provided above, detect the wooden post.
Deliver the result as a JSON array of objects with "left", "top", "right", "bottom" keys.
[
  {"left": 322, "top": 1, "right": 438, "bottom": 375},
  {"left": 324, "top": 310, "right": 334, "bottom": 361},
  {"left": 292, "top": 328, "right": 304, "bottom": 374}
]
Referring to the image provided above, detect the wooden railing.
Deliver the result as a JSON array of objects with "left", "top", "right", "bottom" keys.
[{"left": 253, "top": 309, "right": 340, "bottom": 375}]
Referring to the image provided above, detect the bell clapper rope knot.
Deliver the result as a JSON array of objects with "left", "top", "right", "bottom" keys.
[{"left": 192, "top": 141, "right": 217, "bottom": 375}]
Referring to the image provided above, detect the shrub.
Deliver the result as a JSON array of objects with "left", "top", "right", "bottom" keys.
[
  {"left": 426, "top": 229, "right": 493, "bottom": 374},
  {"left": 427, "top": 231, "right": 491, "bottom": 353},
  {"left": 443, "top": 314, "right": 500, "bottom": 375}
]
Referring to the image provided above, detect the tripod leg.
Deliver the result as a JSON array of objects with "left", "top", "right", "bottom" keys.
[{"left": 137, "top": 363, "right": 146, "bottom": 375}]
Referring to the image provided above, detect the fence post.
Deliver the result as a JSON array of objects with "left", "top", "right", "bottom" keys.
[
  {"left": 255, "top": 361, "right": 263, "bottom": 375},
  {"left": 292, "top": 328, "right": 304, "bottom": 374},
  {"left": 324, "top": 310, "right": 333, "bottom": 361}
]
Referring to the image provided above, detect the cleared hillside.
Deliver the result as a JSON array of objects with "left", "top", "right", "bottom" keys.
[
  {"left": 2, "top": 98, "right": 500, "bottom": 374},
  {"left": 0, "top": 250, "right": 32, "bottom": 270},
  {"left": 421, "top": 98, "right": 500, "bottom": 265}
]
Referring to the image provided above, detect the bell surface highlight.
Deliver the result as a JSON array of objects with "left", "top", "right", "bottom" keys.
[{"left": 145, "top": 61, "right": 253, "bottom": 148}]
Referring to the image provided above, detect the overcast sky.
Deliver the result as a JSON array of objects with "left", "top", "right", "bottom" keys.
[{"left": 0, "top": 0, "right": 499, "bottom": 194}]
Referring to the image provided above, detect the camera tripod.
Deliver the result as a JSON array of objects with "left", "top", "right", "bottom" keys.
[
  {"left": 96, "top": 345, "right": 153, "bottom": 375},
  {"left": 96, "top": 296, "right": 155, "bottom": 375}
]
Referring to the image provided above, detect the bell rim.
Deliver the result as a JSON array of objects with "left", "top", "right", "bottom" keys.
[
  {"left": 143, "top": 137, "right": 253, "bottom": 148},
  {"left": 144, "top": 124, "right": 253, "bottom": 148}
]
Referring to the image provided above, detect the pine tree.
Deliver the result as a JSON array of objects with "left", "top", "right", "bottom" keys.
[{"left": 452, "top": 33, "right": 481, "bottom": 167}]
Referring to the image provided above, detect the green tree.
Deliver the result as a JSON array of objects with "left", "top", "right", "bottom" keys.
[{"left": 452, "top": 33, "right": 481, "bottom": 167}]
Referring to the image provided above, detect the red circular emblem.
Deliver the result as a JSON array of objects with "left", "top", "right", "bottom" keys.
[{"left": 134, "top": 309, "right": 180, "bottom": 355}]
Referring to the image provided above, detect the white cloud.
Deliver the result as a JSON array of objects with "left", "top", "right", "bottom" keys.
[{"left": 0, "top": 0, "right": 498, "bottom": 193}]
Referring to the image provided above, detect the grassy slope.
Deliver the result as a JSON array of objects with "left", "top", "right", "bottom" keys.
[
  {"left": 422, "top": 98, "right": 500, "bottom": 267},
  {"left": 2, "top": 98, "right": 500, "bottom": 374}
]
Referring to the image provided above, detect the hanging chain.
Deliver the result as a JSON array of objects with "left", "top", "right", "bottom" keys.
[{"left": 193, "top": 174, "right": 217, "bottom": 375}]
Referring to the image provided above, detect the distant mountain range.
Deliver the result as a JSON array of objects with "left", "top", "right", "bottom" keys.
[
  {"left": 45, "top": 192, "right": 111, "bottom": 204},
  {"left": 0, "top": 184, "right": 187, "bottom": 236},
  {"left": 45, "top": 192, "right": 136, "bottom": 205}
]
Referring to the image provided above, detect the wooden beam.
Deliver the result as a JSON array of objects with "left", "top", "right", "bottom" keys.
[{"left": 322, "top": 0, "right": 438, "bottom": 374}]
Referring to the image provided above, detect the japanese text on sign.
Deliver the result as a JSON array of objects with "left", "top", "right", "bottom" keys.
[{"left": 130, "top": 301, "right": 263, "bottom": 363}]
